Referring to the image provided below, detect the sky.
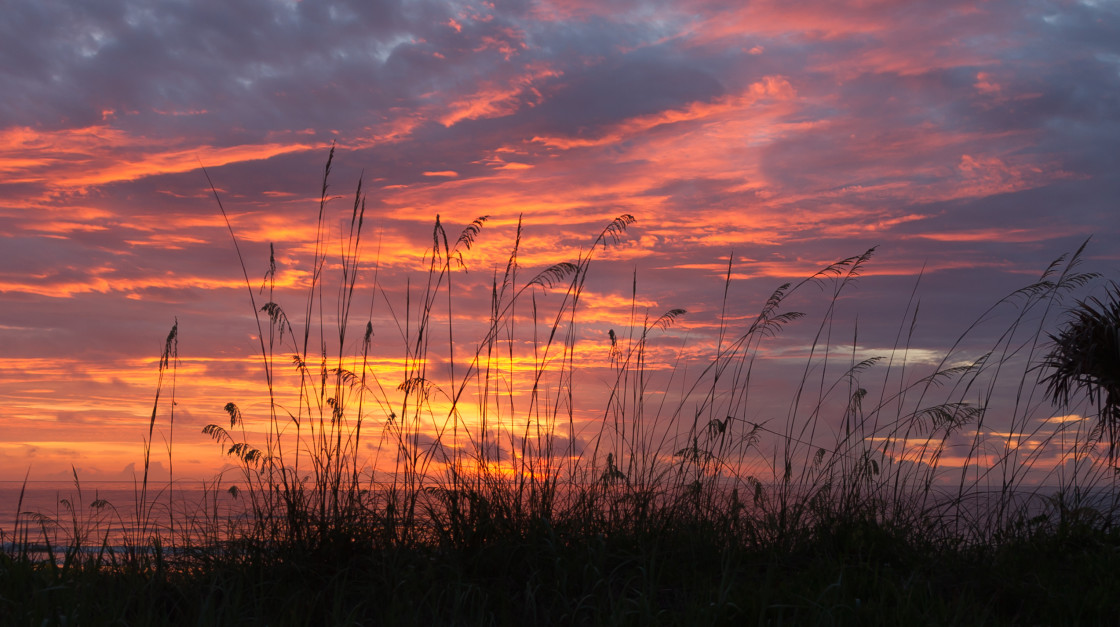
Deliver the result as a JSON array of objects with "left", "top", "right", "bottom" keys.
[{"left": 1, "top": 0, "right": 1119, "bottom": 485}]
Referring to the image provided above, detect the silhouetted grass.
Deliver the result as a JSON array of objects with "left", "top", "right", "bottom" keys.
[{"left": 3, "top": 151, "right": 1119, "bottom": 625}]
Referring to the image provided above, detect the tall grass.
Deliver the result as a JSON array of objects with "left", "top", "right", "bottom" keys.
[{"left": 4, "top": 150, "right": 1119, "bottom": 625}]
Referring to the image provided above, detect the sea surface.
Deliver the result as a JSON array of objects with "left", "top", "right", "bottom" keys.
[
  {"left": 3, "top": 478, "right": 1118, "bottom": 559},
  {"left": 0, "top": 480, "right": 249, "bottom": 555}
]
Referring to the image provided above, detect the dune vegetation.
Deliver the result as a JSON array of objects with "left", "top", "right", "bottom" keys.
[{"left": 3, "top": 150, "right": 1120, "bottom": 625}]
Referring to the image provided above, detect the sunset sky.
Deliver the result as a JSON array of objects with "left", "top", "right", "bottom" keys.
[{"left": 2, "top": 0, "right": 1118, "bottom": 483}]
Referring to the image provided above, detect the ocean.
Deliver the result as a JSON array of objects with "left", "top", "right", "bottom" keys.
[
  {"left": 4, "top": 478, "right": 1117, "bottom": 560},
  {"left": 0, "top": 480, "right": 249, "bottom": 555}
]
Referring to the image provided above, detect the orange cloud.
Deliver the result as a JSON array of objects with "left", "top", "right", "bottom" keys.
[
  {"left": 0, "top": 124, "right": 323, "bottom": 193},
  {"left": 912, "top": 227, "right": 1079, "bottom": 244},
  {"left": 439, "top": 65, "right": 562, "bottom": 127},
  {"left": 0, "top": 270, "right": 255, "bottom": 298},
  {"left": 532, "top": 76, "right": 797, "bottom": 149},
  {"left": 954, "top": 153, "right": 1080, "bottom": 199},
  {"left": 974, "top": 71, "right": 1002, "bottom": 95}
]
